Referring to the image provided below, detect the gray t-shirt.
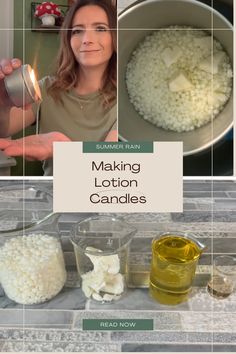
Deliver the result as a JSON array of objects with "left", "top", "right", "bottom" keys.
[{"left": 33, "top": 77, "right": 117, "bottom": 175}]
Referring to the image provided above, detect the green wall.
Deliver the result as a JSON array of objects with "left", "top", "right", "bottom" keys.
[{"left": 13, "top": 0, "right": 67, "bottom": 175}]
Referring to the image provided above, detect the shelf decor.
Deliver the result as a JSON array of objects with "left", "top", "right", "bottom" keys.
[{"left": 31, "top": 2, "right": 69, "bottom": 32}]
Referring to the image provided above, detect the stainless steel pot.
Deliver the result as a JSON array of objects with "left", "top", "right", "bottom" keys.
[{"left": 118, "top": 0, "right": 233, "bottom": 156}]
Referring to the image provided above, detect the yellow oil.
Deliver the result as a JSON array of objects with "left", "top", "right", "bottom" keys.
[{"left": 149, "top": 235, "right": 201, "bottom": 305}]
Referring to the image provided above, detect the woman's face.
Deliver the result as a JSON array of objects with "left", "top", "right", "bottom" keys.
[{"left": 70, "top": 5, "right": 113, "bottom": 70}]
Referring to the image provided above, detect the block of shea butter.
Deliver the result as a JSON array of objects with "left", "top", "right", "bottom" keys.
[
  {"left": 169, "top": 71, "right": 193, "bottom": 92},
  {"left": 101, "top": 273, "right": 124, "bottom": 295},
  {"left": 199, "top": 51, "right": 224, "bottom": 74},
  {"left": 208, "top": 92, "right": 227, "bottom": 106},
  {"left": 85, "top": 246, "right": 120, "bottom": 274},
  {"left": 161, "top": 46, "right": 182, "bottom": 68}
]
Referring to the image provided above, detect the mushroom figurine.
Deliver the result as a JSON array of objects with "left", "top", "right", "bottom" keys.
[{"left": 35, "top": 2, "right": 61, "bottom": 26}]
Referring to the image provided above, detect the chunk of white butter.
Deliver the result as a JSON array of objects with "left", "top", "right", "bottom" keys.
[
  {"left": 100, "top": 254, "right": 120, "bottom": 274},
  {"left": 101, "top": 273, "right": 124, "bottom": 295},
  {"left": 82, "top": 278, "right": 94, "bottom": 298},
  {"left": 85, "top": 247, "right": 120, "bottom": 274},
  {"left": 103, "top": 293, "right": 118, "bottom": 302},
  {"left": 81, "top": 246, "right": 124, "bottom": 301},
  {"left": 82, "top": 270, "right": 105, "bottom": 292},
  {"left": 199, "top": 52, "right": 225, "bottom": 74},
  {"left": 208, "top": 92, "right": 227, "bottom": 106},
  {"left": 92, "top": 292, "right": 104, "bottom": 301},
  {"left": 161, "top": 46, "right": 182, "bottom": 68},
  {"left": 169, "top": 72, "right": 193, "bottom": 92}
]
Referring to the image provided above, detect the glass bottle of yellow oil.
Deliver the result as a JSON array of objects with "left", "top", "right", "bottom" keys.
[{"left": 149, "top": 233, "right": 205, "bottom": 305}]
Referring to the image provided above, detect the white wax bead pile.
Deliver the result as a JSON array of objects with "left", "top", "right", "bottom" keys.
[
  {"left": 0, "top": 234, "right": 66, "bottom": 304},
  {"left": 126, "top": 27, "right": 233, "bottom": 132}
]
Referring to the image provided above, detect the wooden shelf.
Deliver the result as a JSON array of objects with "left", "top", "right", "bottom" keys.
[{"left": 31, "top": 25, "right": 61, "bottom": 33}]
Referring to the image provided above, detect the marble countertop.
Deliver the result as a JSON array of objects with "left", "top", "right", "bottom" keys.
[{"left": 0, "top": 180, "right": 235, "bottom": 352}]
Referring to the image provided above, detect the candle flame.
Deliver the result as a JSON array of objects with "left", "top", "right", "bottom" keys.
[
  {"left": 29, "top": 68, "right": 42, "bottom": 101},
  {"left": 29, "top": 68, "right": 36, "bottom": 85}
]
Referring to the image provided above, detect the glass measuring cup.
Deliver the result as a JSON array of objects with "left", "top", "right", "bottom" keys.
[
  {"left": 0, "top": 184, "right": 66, "bottom": 304},
  {"left": 207, "top": 255, "right": 236, "bottom": 299},
  {"left": 149, "top": 232, "right": 205, "bottom": 305},
  {"left": 71, "top": 216, "right": 136, "bottom": 302}
]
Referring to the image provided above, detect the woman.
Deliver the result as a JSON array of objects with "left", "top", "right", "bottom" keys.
[{"left": 0, "top": 0, "right": 117, "bottom": 175}]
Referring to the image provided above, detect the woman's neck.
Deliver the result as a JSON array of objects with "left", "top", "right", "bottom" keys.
[{"left": 75, "top": 66, "right": 106, "bottom": 95}]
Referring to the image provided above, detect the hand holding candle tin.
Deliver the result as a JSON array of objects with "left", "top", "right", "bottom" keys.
[{"left": 0, "top": 63, "right": 41, "bottom": 108}]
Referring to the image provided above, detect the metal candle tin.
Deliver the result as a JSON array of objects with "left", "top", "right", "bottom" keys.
[{"left": 3, "top": 64, "right": 41, "bottom": 107}]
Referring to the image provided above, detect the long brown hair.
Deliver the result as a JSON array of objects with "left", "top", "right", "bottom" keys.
[{"left": 48, "top": 0, "right": 117, "bottom": 105}]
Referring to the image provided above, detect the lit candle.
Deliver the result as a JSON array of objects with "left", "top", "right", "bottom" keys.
[{"left": 0, "top": 64, "right": 42, "bottom": 108}]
